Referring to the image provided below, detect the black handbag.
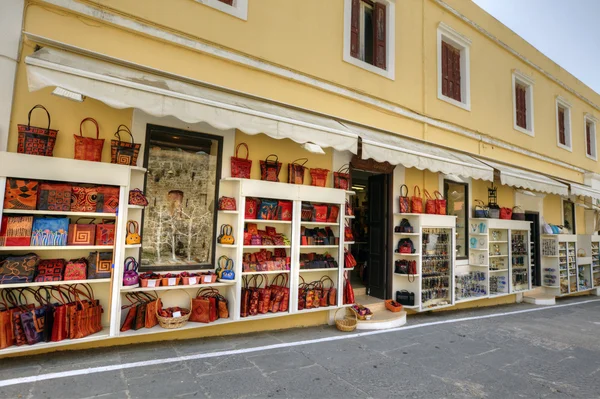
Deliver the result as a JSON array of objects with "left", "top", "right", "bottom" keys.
[{"left": 396, "top": 290, "right": 415, "bottom": 306}]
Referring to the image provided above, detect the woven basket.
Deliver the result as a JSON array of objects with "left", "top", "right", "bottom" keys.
[
  {"left": 334, "top": 307, "right": 357, "bottom": 332},
  {"left": 384, "top": 299, "right": 403, "bottom": 313},
  {"left": 156, "top": 290, "right": 192, "bottom": 329},
  {"left": 351, "top": 304, "right": 373, "bottom": 320}
]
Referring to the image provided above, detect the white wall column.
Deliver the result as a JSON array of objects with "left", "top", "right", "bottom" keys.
[{"left": 0, "top": 0, "right": 24, "bottom": 152}]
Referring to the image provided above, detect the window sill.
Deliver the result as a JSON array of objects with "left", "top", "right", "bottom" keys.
[
  {"left": 195, "top": 0, "right": 248, "bottom": 20},
  {"left": 437, "top": 93, "right": 471, "bottom": 111},
  {"left": 343, "top": 54, "right": 395, "bottom": 80},
  {"left": 557, "top": 143, "right": 573, "bottom": 152},
  {"left": 586, "top": 153, "right": 598, "bottom": 161},
  {"left": 513, "top": 124, "right": 534, "bottom": 137}
]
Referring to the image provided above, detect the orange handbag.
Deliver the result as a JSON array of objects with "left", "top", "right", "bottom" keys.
[
  {"left": 74, "top": 118, "right": 104, "bottom": 162},
  {"left": 411, "top": 186, "right": 423, "bottom": 214}
]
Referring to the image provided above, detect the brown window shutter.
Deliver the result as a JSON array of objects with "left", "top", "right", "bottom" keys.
[
  {"left": 586, "top": 123, "right": 592, "bottom": 155},
  {"left": 453, "top": 47, "right": 461, "bottom": 102},
  {"left": 218, "top": 0, "right": 234, "bottom": 5},
  {"left": 373, "top": 2, "right": 386, "bottom": 69},
  {"left": 559, "top": 109, "right": 565, "bottom": 145},
  {"left": 442, "top": 42, "right": 449, "bottom": 97},
  {"left": 442, "top": 42, "right": 461, "bottom": 102},
  {"left": 350, "top": 0, "right": 360, "bottom": 59},
  {"left": 515, "top": 84, "right": 527, "bottom": 129}
]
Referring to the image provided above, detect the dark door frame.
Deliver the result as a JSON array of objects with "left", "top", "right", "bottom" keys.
[{"left": 525, "top": 211, "right": 541, "bottom": 287}]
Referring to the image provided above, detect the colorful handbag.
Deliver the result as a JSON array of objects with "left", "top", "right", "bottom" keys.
[
  {"left": 34, "top": 259, "right": 66, "bottom": 282},
  {"left": 30, "top": 217, "right": 69, "bottom": 246},
  {"left": 0, "top": 254, "right": 39, "bottom": 284},
  {"left": 231, "top": 143, "right": 252, "bottom": 179},
  {"left": 277, "top": 200, "right": 293, "bottom": 221},
  {"left": 218, "top": 196, "right": 236, "bottom": 211},
  {"left": 128, "top": 189, "right": 148, "bottom": 207},
  {"left": 110, "top": 124, "right": 140, "bottom": 166},
  {"left": 96, "top": 186, "right": 120, "bottom": 213},
  {"left": 309, "top": 168, "right": 329, "bottom": 187},
  {"left": 260, "top": 154, "right": 281, "bottom": 182},
  {"left": 333, "top": 165, "right": 350, "bottom": 190},
  {"left": 123, "top": 256, "right": 139, "bottom": 286},
  {"left": 343, "top": 271, "right": 355, "bottom": 304},
  {"left": 126, "top": 221, "right": 141, "bottom": 245},
  {"left": 63, "top": 258, "right": 88, "bottom": 280},
  {"left": 3, "top": 179, "right": 38, "bottom": 210},
  {"left": 434, "top": 190, "right": 447, "bottom": 215},
  {"left": 327, "top": 205, "right": 339, "bottom": 223},
  {"left": 411, "top": 186, "right": 423, "bottom": 214},
  {"left": 217, "top": 224, "right": 235, "bottom": 245},
  {"left": 287, "top": 158, "right": 307, "bottom": 184},
  {"left": 399, "top": 184, "right": 410, "bottom": 213},
  {"left": 500, "top": 207, "right": 513, "bottom": 220},
  {"left": 17, "top": 104, "right": 58, "bottom": 157},
  {"left": 68, "top": 218, "right": 96, "bottom": 245},
  {"left": 313, "top": 204, "right": 328, "bottom": 223},
  {"left": 512, "top": 206, "right": 526, "bottom": 221},
  {"left": 245, "top": 197, "right": 260, "bottom": 219},
  {"left": 424, "top": 190, "right": 436, "bottom": 214},
  {"left": 2, "top": 216, "right": 33, "bottom": 246},
  {"left": 87, "top": 251, "right": 112, "bottom": 279},
  {"left": 71, "top": 185, "right": 98, "bottom": 213},
  {"left": 257, "top": 199, "right": 278, "bottom": 220},
  {"left": 95, "top": 220, "right": 116, "bottom": 246},
  {"left": 37, "top": 182, "right": 72, "bottom": 211},
  {"left": 74, "top": 117, "right": 104, "bottom": 162}
]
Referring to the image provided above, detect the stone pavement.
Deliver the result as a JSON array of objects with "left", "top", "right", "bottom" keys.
[{"left": 1, "top": 296, "right": 600, "bottom": 398}]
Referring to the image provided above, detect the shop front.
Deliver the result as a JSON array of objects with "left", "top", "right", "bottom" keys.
[{"left": 2, "top": 39, "right": 600, "bottom": 358}]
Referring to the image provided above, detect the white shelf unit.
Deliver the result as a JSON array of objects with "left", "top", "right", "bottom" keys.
[
  {"left": 574, "top": 235, "right": 596, "bottom": 291},
  {"left": 592, "top": 235, "right": 600, "bottom": 288},
  {"left": 541, "top": 234, "right": 578, "bottom": 296},
  {"left": 392, "top": 213, "right": 456, "bottom": 312}
]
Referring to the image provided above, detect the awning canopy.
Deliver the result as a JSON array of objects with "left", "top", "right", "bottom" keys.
[
  {"left": 25, "top": 48, "right": 358, "bottom": 153},
  {"left": 479, "top": 159, "right": 569, "bottom": 196},
  {"left": 343, "top": 123, "right": 494, "bottom": 181},
  {"left": 556, "top": 179, "right": 600, "bottom": 202}
]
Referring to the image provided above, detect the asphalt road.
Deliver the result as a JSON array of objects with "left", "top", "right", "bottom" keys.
[{"left": 1, "top": 296, "right": 600, "bottom": 399}]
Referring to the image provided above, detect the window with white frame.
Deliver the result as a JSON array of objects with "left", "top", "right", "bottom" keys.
[
  {"left": 512, "top": 70, "right": 535, "bottom": 136},
  {"left": 437, "top": 22, "right": 471, "bottom": 111},
  {"left": 556, "top": 97, "right": 572, "bottom": 151},
  {"left": 585, "top": 115, "right": 597, "bottom": 160},
  {"left": 196, "top": 0, "right": 248, "bottom": 20},
  {"left": 343, "top": 0, "right": 395, "bottom": 80}
]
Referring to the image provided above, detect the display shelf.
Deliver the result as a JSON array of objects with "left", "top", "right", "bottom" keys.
[
  {"left": 118, "top": 318, "right": 233, "bottom": 337},
  {"left": 299, "top": 268, "right": 338, "bottom": 273},
  {"left": 489, "top": 255, "right": 508, "bottom": 258},
  {"left": 218, "top": 210, "right": 239, "bottom": 214},
  {"left": 242, "top": 270, "right": 290, "bottom": 275},
  {"left": 217, "top": 244, "right": 237, "bottom": 248},
  {"left": 127, "top": 205, "right": 145, "bottom": 210},
  {"left": 244, "top": 219, "right": 291, "bottom": 225},
  {"left": 455, "top": 295, "right": 488, "bottom": 304},
  {"left": 0, "top": 245, "right": 114, "bottom": 251},
  {"left": 469, "top": 233, "right": 488, "bottom": 237},
  {"left": 243, "top": 245, "right": 291, "bottom": 249},
  {"left": 125, "top": 244, "right": 142, "bottom": 249},
  {"left": 0, "top": 327, "right": 111, "bottom": 355},
  {"left": 469, "top": 248, "right": 488, "bottom": 252},
  {"left": 393, "top": 232, "right": 420, "bottom": 236},
  {"left": 394, "top": 253, "right": 420, "bottom": 257},
  {"left": 0, "top": 278, "right": 111, "bottom": 289},
  {"left": 2, "top": 209, "right": 117, "bottom": 218},
  {"left": 489, "top": 241, "right": 508, "bottom": 244},
  {"left": 300, "top": 221, "right": 339, "bottom": 226},
  {"left": 238, "top": 312, "right": 289, "bottom": 322},
  {"left": 296, "top": 305, "right": 340, "bottom": 314},
  {"left": 121, "top": 281, "right": 236, "bottom": 292},
  {"left": 394, "top": 273, "right": 420, "bottom": 277},
  {"left": 490, "top": 269, "right": 509, "bottom": 273},
  {"left": 300, "top": 245, "right": 339, "bottom": 249},
  {"left": 345, "top": 215, "right": 355, "bottom": 219},
  {"left": 345, "top": 241, "right": 355, "bottom": 245},
  {"left": 345, "top": 190, "right": 356, "bottom": 196}
]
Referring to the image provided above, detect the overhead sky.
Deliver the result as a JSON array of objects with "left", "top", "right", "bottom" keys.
[{"left": 472, "top": 0, "right": 600, "bottom": 94}]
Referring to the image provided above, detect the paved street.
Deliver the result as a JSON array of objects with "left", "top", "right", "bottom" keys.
[{"left": 1, "top": 297, "right": 600, "bottom": 399}]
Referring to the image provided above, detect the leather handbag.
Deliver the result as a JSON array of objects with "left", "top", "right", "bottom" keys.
[
  {"left": 3, "top": 178, "right": 38, "bottom": 210},
  {"left": 320, "top": 276, "right": 337, "bottom": 306},
  {"left": 1, "top": 291, "right": 15, "bottom": 349},
  {"left": 474, "top": 200, "right": 488, "bottom": 218},
  {"left": 500, "top": 207, "right": 513, "bottom": 220},
  {"left": 343, "top": 271, "right": 355, "bottom": 305},
  {"left": 34, "top": 259, "right": 66, "bottom": 282},
  {"left": 217, "top": 224, "right": 235, "bottom": 245},
  {"left": 37, "top": 182, "right": 72, "bottom": 211},
  {"left": 512, "top": 206, "right": 526, "bottom": 221},
  {"left": 434, "top": 190, "right": 447, "bottom": 215},
  {"left": 396, "top": 290, "right": 415, "bottom": 306},
  {"left": 260, "top": 154, "right": 281, "bottom": 182},
  {"left": 50, "top": 286, "right": 70, "bottom": 341},
  {"left": 31, "top": 217, "right": 69, "bottom": 246},
  {"left": 424, "top": 189, "right": 436, "bottom": 214},
  {"left": 64, "top": 258, "right": 88, "bottom": 281},
  {"left": 120, "top": 293, "right": 139, "bottom": 332},
  {"left": 326, "top": 204, "right": 339, "bottom": 223},
  {"left": 218, "top": 196, "right": 236, "bottom": 211},
  {"left": 95, "top": 220, "right": 116, "bottom": 246},
  {"left": 245, "top": 197, "right": 260, "bottom": 219},
  {"left": 68, "top": 218, "right": 96, "bottom": 245},
  {"left": 240, "top": 276, "right": 251, "bottom": 318},
  {"left": 411, "top": 186, "right": 423, "bottom": 214},
  {"left": 71, "top": 185, "right": 99, "bottom": 213},
  {"left": 309, "top": 168, "right": 329, "bottom": 187},
  {"left": 144, "top": 293, "right": 160, "bottom": 328},
  {"left": 74, "top": 117, "right": 104, "bottom": 162},
  {"left": 333, "top": 165, "right": 350, "bottom": 190},
  {"left": 87, "top": 251, "right": 113, "bottom": 279},
  {"left": 96, "top": 186, "right": 120, "bottom": 213},
  {"left": 17, "top": 104, "right": 58, "bottom": 157},
  {"left": 216, "top": 255, "right": 235, "bottom": 280},
  {"left": 126, "top": 221, "right": 141, "bottom": 245},
  {"left": 278, "top": 200, "right": 293, "bottom": 221},
  {"left": 231, "top": 143, "right": 252, "bottom": 179},
  {"left": 0, "top": 254, "right": 40, "bottom": 284},
  {"left": 257, "top": 275, "right": 272, "bottom": 314},
  {"left": 287, "top": 158, "right": 307, "bottom": 184},
  {"left": 123, "top": 256, "right": 139, "bottom": 286},
  {"left": 399, "top": 184, "right": 410, "bottom": 214},
  {"left": 2, "top": 216, "right": 33, "bottom": 247},
  {"left": 128, "top": 189, "right": 148, "bottom": 207},
  {"left": 110, "top": 124, "right": 140, "bottom": 166}
]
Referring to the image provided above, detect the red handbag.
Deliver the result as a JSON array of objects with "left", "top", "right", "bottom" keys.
[
  {"left": 287, "top": 159, "right": 307, "bottom": 184},
  {"left": 343, "top": 271, "right": 355, "bottom": 305},
  {"left": 310, "top": 168, "right": 329, "bottom": 187},
  {"left": 68, "top": 218, "right": 96, "bottom": 245},
  {"left": 313, "top": 204, "right": 328, "bottom": 222},
  {"left": 218, "top": 196, "right": 236, "bottom": 211},
  {"left": 245, "top": 197, "right": 260, "bottom": 219},
  {"left": 399, "top": 184, "right": 410, "bottom": 213},
  {"left": 260, "top": 155, "right": 281, "bottom": 182},
  {"left": 277, "top": 200, "right": 293, "bottom": 221},
  {"left": 97, "top": 186, "right": 120, "bottom": 213},
  {"left": 231, "top": 143, "right": 252, "bottom": 179},
  {"left": 74, "top": 117, "right": 104, "bottom": 162},
  {"left": 411, "top": 186, "right": 423, "bottom": 214},
  {"left": 424, "top": 189, "right": 436, "bottom": 214},
  {"left": 71, "top": 186, "right": 98, "bottom": 213},
  {"left": 434, "top": 190, "right": 447, "bottom": 215},
  {"left": 3, "top": 179, "right": 39, "bottom": 210},
  {"left": 17, "top": 105, "right": 58, "bottom": 157},
  {"left": 327, "top": 205, "right": 339, "bottom": 223},
  {"left": 500, "top": 207, "right": 513, "bottom": 220},
  {"left": 95, "top": 220, "right": 116, "bottom": 245},
  {"left": 34, "top": 259, "right": 66, "bottom": 282},
  {"left": 344, "top": 249, "right": 357, "bottom": 269},
  {"left": 64, "top": 258, "right": 87, "bottom": 281},
  {"left": 333, "top": 165, "right": 350, "bottom": 190}
]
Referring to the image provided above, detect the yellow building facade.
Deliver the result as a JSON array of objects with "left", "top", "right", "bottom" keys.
[{"left": 1, "top": 0, "right": 599, "bottom": 356}]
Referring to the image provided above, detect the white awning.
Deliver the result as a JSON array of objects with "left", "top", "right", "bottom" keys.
[
  {"left": 557, "top": 179, "right": 600, "bottom": 202},
  {"left": 479, "top": 159, "right": 569, "bottom": 196},
  {"left": 343, "top": 123, "right": 494, "bottom": 181},
  {"left": 25, "top": 48, "right": 358, "bottom": 153}
]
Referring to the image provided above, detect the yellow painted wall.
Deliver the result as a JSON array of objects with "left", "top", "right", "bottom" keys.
[
  {"left": 576, "top": 205, "right": 585, "bottom": 234},
  {"left": 544, "top": 194, "right": 563, "bottom": 225},
  {"left": 404, "top": 168, "right": 440, "bottom": 197},
  {"left": 472, "top": 179, "right": 514, "bottom": 209}
]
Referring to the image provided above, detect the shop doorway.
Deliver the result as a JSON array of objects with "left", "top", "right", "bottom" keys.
[
  {"left": 525, "top": 212, "right": 541, "bottom": 287},
  {"left": 348, "top": 169, "right": 391, "bottom": 299}
]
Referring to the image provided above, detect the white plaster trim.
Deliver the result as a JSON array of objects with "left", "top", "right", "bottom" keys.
[
  {"left": 437, "top": 22, "right": 471, "bottom": 111},
  {"left": 584, "top": 114, "right": 597, "bottom": 161},
  {"left": 512, "top": 70, "right": 535, "bottom": 137},
  {"left": 556, "top": 96, "right": 572, "bottom": 152},
  {"left": 194, "top": 0, "right": 248, "bottom": 21},
  {"left": 342, "top": 0, "right": 396, "bottom": 80},
  {"left": 439, "top": 174, "right": 472, "bottom": 261},
  {"left": 27, "top": 2, "right": 590, "bottom": 174}
]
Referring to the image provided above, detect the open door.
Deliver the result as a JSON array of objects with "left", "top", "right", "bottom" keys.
[
  {"left": 367, "top": 173, "right": 389, "bottom": 299},
  {"left": 525, "top": 212, "right": 541, "bottom": 287}
]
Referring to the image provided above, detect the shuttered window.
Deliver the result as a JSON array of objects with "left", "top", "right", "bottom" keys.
[
  {"left": 218, "top": 0, "right": 233, "bottom": 5},
  {"left": 350, "top": 0, "right": 387, "bottom": 70},
  {"left": 515, "top": 84, "right": 527, "bottom": 130},
  {"left": 441, "top": 41, "right": 461, "bottom": 102},
  {"left": 558, "top": 107, "right": 566, "bottom": 145},
  {"left": 586, "top": 121, "right": 593, "bottom": 157}
]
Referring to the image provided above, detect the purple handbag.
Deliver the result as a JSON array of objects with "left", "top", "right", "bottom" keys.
[{"left": 122, "top": 256, "right": 139, "bottom": 286}]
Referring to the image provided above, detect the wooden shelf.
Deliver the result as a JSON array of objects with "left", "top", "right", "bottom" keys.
[
  {"left": 127, "top": 205, "right": 145, "bottom": 210},
  {"left": 0, "top": 327, "right": 110, "bottom": 355},
  {"left": 218, "top": 210, "right": 239, "bottom": 214},
  {"left": 3, "top": 209, "right": 116, "bottom": 218},
  {"left": 125, "top": 244, "right": 141, "bottom": 249},
  {"left": 244, "top": 219, "right": 291, "bottom": 225},
  {"left": 490, "top": 269, "right": 509, "bottom": 273},
  {"left": 393, "top": 232, "right": 420, "bottom": 236},
  {"left": 0, "top": 278, "right": 111, "bottom": 289},
  {"left": 118, "top": 318, "right": 233, "bottom": 337},
  {"left": 217, "top": 244, "right": 237, "bottom": 248},
  {"left": 393, "top": 253, "right": 420, "bottom": 257},
  {"left": 121, "top": 281, "right": 236, "bottom": 292},
  {"left": 300, "top": 245, "right": 338, "bottom": 249},
  {"left": 394, "top": 273, "right": 420, "bottom": 277},
  {"left": 242, "top": 270, "right": 290, "bottom": 275},
  {"left": 299, "top": 268, "right": 338, "bottom": 273},
  {"left": 489, "top": 255, "right": 508, "bottom": 258},
  {"left": 0, "top": 245, "right": 114, "bottom": 251},
  {"left": 301, "top": 221, "right": 339, "bottom": 226},
  {"left": 243, "top": 245, "right": 290, "bottom": 249}
]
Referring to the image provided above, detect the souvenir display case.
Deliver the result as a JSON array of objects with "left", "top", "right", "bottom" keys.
[{"left": 541, "top": 234, "right": 580, "bottom": 296}]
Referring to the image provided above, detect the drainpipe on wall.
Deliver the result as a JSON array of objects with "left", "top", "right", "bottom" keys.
[{"left": 0, "top": 0, "right": 25, "bottom": 152}]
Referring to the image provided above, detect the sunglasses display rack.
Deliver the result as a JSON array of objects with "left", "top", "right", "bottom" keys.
[
  {"left": 421, "top": 227, "right": 453, "bottom": 309},
  {"left": 540, "top": 234, "right": 585, "bottom": 297},
  {"left": 510, "top": 230, "right": 530, "bottom": 292},
  {"left": 592, "top": 238, "right": 600, "bottom": 288}
]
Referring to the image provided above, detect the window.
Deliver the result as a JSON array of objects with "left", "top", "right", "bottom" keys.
[
  {"left": 585, "top": 115, "right": 597, "bottom": 160},
  {"left": 562, "top": 199, "right": 576, "bottom": 234},
  {"left": 141, "top": 125, "right": 223, "bottom": 271},
  {"left": 343, "top": 0, "right": 395, "bottom": 80},
  {"left": 437, "top": 22, "right": 471, "bottom": 111},
  {"left": 196, "top": 0, "right": 248, "bottom": 20},
  {"left": 512, "top": 70, "right": 535, "bottom": 136},
  {"left": 556, "top": 96, "right": 572, "bottom": 151},
  {"left": 444, "top": 179, "right": 468, "bottom": 260}
]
